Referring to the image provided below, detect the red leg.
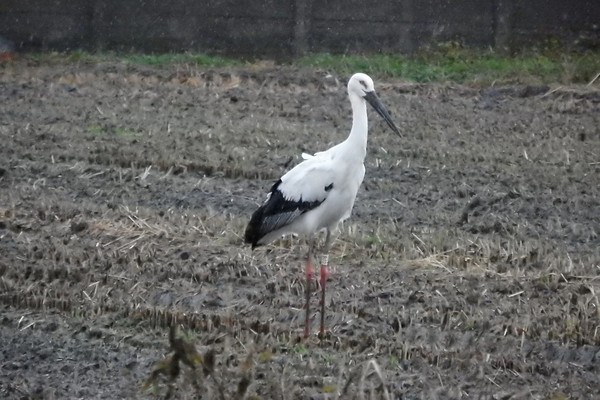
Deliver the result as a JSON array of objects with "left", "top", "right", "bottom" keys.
[
  {"left": 319, "top": 256, "right": 330, "bottom": 338},
  {"left": 304, "top": 257, "right": 314, "bottom": 338}
]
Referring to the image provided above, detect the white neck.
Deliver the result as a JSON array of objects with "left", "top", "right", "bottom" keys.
[{"left": 346, "top": 92, "right": 368, "bottom": 160}]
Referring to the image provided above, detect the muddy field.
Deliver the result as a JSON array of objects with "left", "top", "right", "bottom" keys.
[{"left": 1, "top": 58, "right": 599, "bottom": 399}]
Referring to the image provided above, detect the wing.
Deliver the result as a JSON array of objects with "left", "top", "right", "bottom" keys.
[
  {"left": 245, "top": 156, "right": 337, "bottom": 247},
  {"left": 279, "top": 155, "right": 337, "bottom": 203}
]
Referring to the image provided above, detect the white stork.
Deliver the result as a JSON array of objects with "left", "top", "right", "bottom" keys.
[{"left": 245, "top": 73, "right": 400, "bottom": 338}]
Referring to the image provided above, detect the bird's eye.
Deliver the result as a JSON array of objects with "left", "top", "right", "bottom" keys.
[{"left": 358, "top": 80, "right": 367, "bottom": 89}]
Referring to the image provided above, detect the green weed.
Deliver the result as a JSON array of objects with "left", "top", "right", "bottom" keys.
[
  {"left": 86, "top": 124, "right": 106, "bottom": 135},
  {"left": 122, "top": 52, "right": 241, "bottom": 67},
  {"left": 114, "top": 127, "right": 139, "bottom": 137},
  {"left": 86, "top": 124, "right": 138, "bottom": 137},
  {"left": 299, "top": 45, "right": 600, "bottom": 84}
]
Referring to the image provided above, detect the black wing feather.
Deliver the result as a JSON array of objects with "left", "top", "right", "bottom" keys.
[{"left": 245, "top": 179, "right": 324, "bottom": 248}]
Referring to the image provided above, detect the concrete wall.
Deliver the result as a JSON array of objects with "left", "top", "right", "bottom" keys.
[{"left": 0, "top": 0, "right": 598, "bottom": 57}]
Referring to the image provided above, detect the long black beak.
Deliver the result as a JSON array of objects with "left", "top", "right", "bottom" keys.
[{"left": 364, "top": 91, "right": 401, "bottom": 137}]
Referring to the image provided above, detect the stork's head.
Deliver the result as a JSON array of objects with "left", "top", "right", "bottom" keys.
[
  {"left": 347, "top": 73, "right": 401, "bottom": 137},
  {"left": 347, "top": 72, "right": 375, "bottom": 97}
]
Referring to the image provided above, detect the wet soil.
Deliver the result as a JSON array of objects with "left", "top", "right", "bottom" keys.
[{"left": 1, "top": 59, "right": 599, "bottom": 399}]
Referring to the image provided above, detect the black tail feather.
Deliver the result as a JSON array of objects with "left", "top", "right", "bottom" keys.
[
  {"left": 244, "top": 206, "right": 266, "bottom": 249},
  {"left": 245, "top": 179, "right": 324, "bottom": 249}
]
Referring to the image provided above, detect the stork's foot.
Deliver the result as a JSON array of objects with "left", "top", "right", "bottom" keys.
[{"left": 317, "top": 329, "right": 332, "bottom": 340}]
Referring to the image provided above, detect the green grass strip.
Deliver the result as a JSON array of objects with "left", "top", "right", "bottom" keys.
[{"left": 21, "top": 46, "right": 600, "bottom": 85}]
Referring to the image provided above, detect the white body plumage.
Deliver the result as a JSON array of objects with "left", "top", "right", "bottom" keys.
[{"left": 245, "top": 72, "right": 399, "bottom": 249}]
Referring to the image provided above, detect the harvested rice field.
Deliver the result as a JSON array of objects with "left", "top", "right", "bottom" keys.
[{"left": 1, "top": 58, "right": 599, "bottom": 399}]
